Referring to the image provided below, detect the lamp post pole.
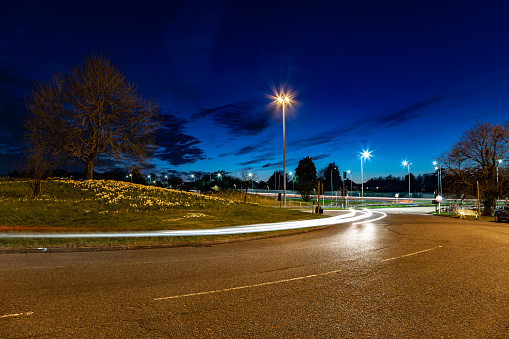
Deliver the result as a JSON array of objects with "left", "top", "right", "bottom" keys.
[
  {"left": 277, "top": 95, "right": 291, "bottom": 207},
  {"left": 347, "top": 170, "right": 352, "bottom": 193},
  {"left": 359, "top": 151, "right": 372, "bottom": 204},
  {"left": 402, "top": 160, "right": 412, "bottom": 198},
  {"left": 361, "top": 158, "right": 364, "bottom": 204}
]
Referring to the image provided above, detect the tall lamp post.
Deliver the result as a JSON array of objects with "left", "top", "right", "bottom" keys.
[
  {"left": 497, "top": 159, "right": 503, "bottom": 201},
  {"left": 358, "top": 150, "right": 372, "bottom": 204},
  {"left": 497, "top": 159, "right": 503, "bottom": 185},
  {"left": 433, "top": 161, "right": 442, "bottom": 197},
  {"left": 347, "top": 170, "right": 352, "bottom": 193},
  {"left": 402, "top": 160, "right": 412, "bottom": 198},
  {"left": 277, "top": 95, "right": 290, "bottom": 207}
]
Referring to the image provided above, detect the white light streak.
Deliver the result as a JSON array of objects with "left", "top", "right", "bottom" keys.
[{"left": 0, "top": 209, "right": 384, "bottom": 239}]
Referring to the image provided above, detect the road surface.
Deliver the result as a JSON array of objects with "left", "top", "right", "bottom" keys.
[{"left": 2, "top": 207, "right": 509, "bottom": 337}]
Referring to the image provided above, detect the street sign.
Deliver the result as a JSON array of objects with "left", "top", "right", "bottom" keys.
[{"left": 436, "top": 195, "right": 443, "bottom": 202}]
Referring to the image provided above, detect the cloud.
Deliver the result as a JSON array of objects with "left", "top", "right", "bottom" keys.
[
  {"left": 218, "top": 145, "right": 258, "bottom": 157},
  {"left": 192, "top": 102, "right": 272, "bottom": 136},
  {"left": 373, "top": 97, "right": 445, "bottom": 127},
  {"left": 155, "top": 114, "right": 207, "bottom": 166},
  {"left": 237, "top": 154, "right": 275, "bottom": 167},
  {"left": 310, "top": 154, "right": 331, "bottom": 161}
]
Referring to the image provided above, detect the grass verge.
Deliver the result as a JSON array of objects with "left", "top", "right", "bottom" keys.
[{"left": 0, "top": 178, "right": 326, "bottom": 249}]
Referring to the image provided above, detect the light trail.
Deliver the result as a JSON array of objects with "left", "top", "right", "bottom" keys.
[
  {"left": 353, "top": 211, "right": 387, "bottom": 225},
  {"left": 0, "top": 209, "right": 385, "bottom": 239}
]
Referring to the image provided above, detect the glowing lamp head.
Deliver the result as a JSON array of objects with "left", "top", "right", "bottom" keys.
[{"left": 360, "top": 150, "right": 372, "bottom": 160}]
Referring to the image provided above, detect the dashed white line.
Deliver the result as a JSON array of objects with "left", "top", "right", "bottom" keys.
[
  {"left": 0, "top": 312, "right": 34, "bottom": 319},
  {"left": 382, "top": 246, "right": 443, "bottom": 262},
  {"left": 154, "top": 269, "right": 342, "bottom": 301}
]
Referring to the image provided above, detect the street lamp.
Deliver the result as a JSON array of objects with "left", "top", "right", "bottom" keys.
[
  {"left": 402, "top": 160, "right": 412, "bottom": 198},
  {"left": 248, "top": 172, "right": 253, "bottom": 189},
  {"left": 497, "top": 159, "right": 503, "bottom": 185},
  {"left": 217, "top": 173, "right": 222, "bottom": 181},
  {"left": 289, "top": 171, "right": 295, "bottom": 191},
  {"left": 433, "top": 161, "right": 442, "bottom": 197},
  {"left": 347, "top": 170, "right": 352, "bottom": 193},
  {"left": 147, "top": 174, "right": 151, "bottom": 185},
  {"left": 277, "top": 94, "right": 291, "bottom": 207},
  {"left": 358, "top": 150, "right": 372, "bottom": 204}
]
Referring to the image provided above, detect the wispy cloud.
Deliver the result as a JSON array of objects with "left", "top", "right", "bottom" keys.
[
  {"left": 155, "top": 114, "right": 207, "bottom": 166},
  {"left": 192, "top": 102, "right": 272, "bottom": 136},
  {"left": 218, "top": 145, "right": 258, "bottom": 157},
  {"left": 373, "top": 97, "right": 445, "bottom": 127}
]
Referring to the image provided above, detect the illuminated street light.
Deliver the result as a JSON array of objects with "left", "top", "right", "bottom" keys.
[
  {"left": 358, "top": 150, "right": 372, "bottom": 204},
  {"left": 433, "top": 161, "right": 442, "bottom": 197},
  {"left": 497, "top": 159, "right": 503, "bottom": 185},
  {"left": 402, "top": 160, "right": 412, "bottom": 198},
  {"left": 289, "top": 171, "right": 294, "bottom": 191},
  {"left": 276, "top": 94, "right": 291, "bottom": 207},
  {"left": 217, "top": 173, "right": 222, "bottom": 180},
  {"left": 147, "top": 174, "right": 151, "bottom": 185},
  {"left": 248, "top": 172, "right": 253, "bottom": 189}
]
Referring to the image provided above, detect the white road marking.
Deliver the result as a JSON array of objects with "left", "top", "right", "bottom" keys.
[
  {"left": 0, "top": 312, "right": 34, "bottom": 319},
  {"left": 154, "top": 269, "right": 342, "bottom": 301},
  {"left": 381, "top": 246, "right": 443, "bottom": 262}
]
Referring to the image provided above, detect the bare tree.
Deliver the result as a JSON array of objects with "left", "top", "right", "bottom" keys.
[
  {"left": 439, "top": 122, "right": 507, "bottom": 215},
  {"left": 239, "top": 170, "right": 256, "bottom": 202},
  {"left": 23, "top": 148, "right": 53, "bottom": 197},
  {"left": 25, "top": 55, "right": 160, "bottom": 180}
]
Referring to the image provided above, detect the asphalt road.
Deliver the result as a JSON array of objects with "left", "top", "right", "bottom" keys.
[{"left": 2, "top": 208, "right": 509, "bottom": 338}]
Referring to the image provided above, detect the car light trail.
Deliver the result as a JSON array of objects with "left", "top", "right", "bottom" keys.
[
  {"left": 353, "top": 211, "right": 387, "bottom": 225},
  {"left": 0, "top": 209, "right": 386, "bottom": 238}
]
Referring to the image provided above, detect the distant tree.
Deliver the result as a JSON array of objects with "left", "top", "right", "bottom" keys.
[
  {"left": 23, "top": 148, "right": 53, "bottom": 197},
  {"left": 439, "top": 121, "right": 508, "bottom": 215},
  {"left": 239, "top": 170, "right": 256, "bottom": 202},
  {"left": 322, "top": 162, "right": 341, "bottom": 192},
  {"left": 267, "top": 170, "right": 284, "bottom": 190},
  {"left": 295, "top": 156, "right": 317, "bottom": 202},
  {"left": 24, "top": 55, "right": 160, "bottom": 180}
]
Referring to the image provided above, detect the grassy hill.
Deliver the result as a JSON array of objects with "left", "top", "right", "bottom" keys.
[{"left": 0, "top": 178, "right": 322, "bottom": 248}]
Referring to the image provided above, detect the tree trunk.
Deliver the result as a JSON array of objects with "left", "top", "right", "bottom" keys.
[{"left": 85, "top": 159, "right": 94, "bottom": 180}]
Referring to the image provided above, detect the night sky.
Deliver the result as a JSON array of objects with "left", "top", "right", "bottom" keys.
[{"left": 2, "top": 0, "right": 509, "bottom": 182}]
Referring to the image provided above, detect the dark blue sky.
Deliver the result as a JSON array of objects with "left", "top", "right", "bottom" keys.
[{"left": 1, "top": 0, "right": 509, "bottom": 182}]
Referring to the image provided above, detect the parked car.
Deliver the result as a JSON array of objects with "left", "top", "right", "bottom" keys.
[{"left": 494, "top": 205, "right": 509, "bottom": 222}]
